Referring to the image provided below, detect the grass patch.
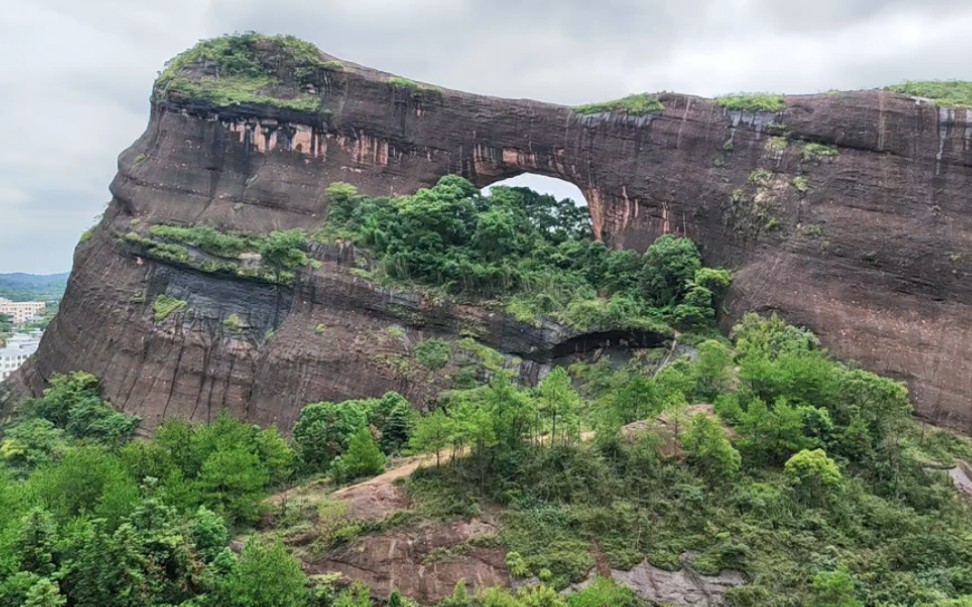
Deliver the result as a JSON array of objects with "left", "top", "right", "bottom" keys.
[
  {"left": 153, "top": 295, "right": 188, "bottom": 322},
  {"left": 716, "top": 93, "right": 786, "bottom": 112},
  {"left": 792, "top": 176, "right": 810, "bottom": 194},
  {"left": 574, "top": 93, "right": 664, "bottom": 116},
  {"left": 885, "top": 80, "right": 972, "bottom": 108}
]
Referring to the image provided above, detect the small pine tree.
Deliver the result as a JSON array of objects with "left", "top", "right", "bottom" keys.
[{"left": 332, "top": 427, "right": 385, "bottom": 483}]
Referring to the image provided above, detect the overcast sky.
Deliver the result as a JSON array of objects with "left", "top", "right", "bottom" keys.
[{"left": 1, "top": 0, "right": 970, "bottom": 274}]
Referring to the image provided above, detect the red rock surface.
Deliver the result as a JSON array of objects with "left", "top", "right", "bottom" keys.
[{"left": 4, "top": 42, "right": 971, "bottom": 432}]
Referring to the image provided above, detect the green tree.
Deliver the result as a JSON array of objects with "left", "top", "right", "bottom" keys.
[
  {"left": 259, "top": 229, "right": 309, "bottom": 283},
  {"left": 331, "top": 426, "right": 385, "bottom": 483},
  {"left": 216, "top": 537, "right": 307, "bottom": 607},
  {"left": 189, "top": 506, "right": 229, "bottom": 562},
  {"left": 438, "top": 581, "right": 471, "bottom": 607},
  {"left": 0, "top": 419, "right": 67, "bottom": 472},
  {"left": 367, "top": 392, "right": 418, "bottom": 455},
  {"left": 196, "top": 445, "right": 270, "bottom": 525},
  {"left": 14, "top": 508, "right": 59, "bottom": 577},
  {"left": 640, "top": 235, "right": 702, "bottom": 307},
  {"left": 537, "top": 367, "right": 582, "bottom": 445},
  {"left": 518, "top": 584, "right": 567, "bottom": 607},
  {"left": 26, "top": 446, "right": 139, "bottom": 527},
  {"left": 409, "top": 409, "right": 454, "bottom": 466},
  {"left": 784, "top": 448, "right": 843, "bottom": 505},
  {"left": 66, "top": 522, "right": 151, "bottom": 607},
  {"left": 809, "top": 566, "right": 862, "bottom": 607},
  {"left": 292, "top": 400, "right": 368, "bottom": 471},
  {"left": 682, "top": 413, "right": 741, "bottom": 481},
  {"left": 695, "top": 339, "right": 734, "bottom": 399}
]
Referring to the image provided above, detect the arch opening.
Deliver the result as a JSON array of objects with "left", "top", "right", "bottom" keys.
[{"left": 481, "top": 173, "right": 594, "bottom": 242}]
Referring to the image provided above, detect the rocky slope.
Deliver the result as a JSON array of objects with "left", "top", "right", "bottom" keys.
[{"left": 4, "top": 36, "right": 971, "bottom": 431}]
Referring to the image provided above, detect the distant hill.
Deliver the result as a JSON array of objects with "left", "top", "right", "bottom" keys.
[{"left": 0, "top": 272, "right": 69, "bottom": 302}]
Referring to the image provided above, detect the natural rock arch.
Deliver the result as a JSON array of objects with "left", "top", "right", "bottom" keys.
[{"left": 6, "top": 39, "right": 972, "bottom": 433}]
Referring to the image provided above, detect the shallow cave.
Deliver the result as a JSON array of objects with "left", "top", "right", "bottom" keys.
[{"left": 548, "top": 329, "right": 669, "bottom": 361}]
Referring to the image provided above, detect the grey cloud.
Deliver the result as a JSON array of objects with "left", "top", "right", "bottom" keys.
[{"left": 2, "top": 0, "right": 972, "bottom": 273}]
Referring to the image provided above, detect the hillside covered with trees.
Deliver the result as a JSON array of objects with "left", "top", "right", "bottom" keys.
[{"left": 0, "top": 180, "right": 970, "bottom": 606}]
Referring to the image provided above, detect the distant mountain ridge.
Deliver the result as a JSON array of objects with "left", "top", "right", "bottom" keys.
[{"left": 0, "top": 273, "right": 69, "bottom": 302}]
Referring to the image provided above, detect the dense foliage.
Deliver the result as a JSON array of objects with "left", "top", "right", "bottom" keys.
[
  {"left": 321, "top": 176, "right": 729, "bottom": 333},
  {"left": 0, "top": 372, "right": 318, "bottom": 606},
  {"left": 292, "top": 392, "right": 418, "bottom": 476},
  {"left": 404, "top": 314, "right": 972, "bottom": 606}
]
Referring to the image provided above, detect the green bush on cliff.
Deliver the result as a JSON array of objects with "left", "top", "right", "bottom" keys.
[
  {"left": 885, "top": 80, "right": 972, "bottom": 108},
  {"left": 574, "top": 93, "right": 664, "bottom": 116},
  {"left": 415, "top": 338, "right": 451, "bottom": 370},
  {"left": 152, "top": 294, "right": 188, "bottom": 321},
  {"left": 130, "top": 224, "right": 314, "bottom": 286},
  {"left": 716, "top": 93, "right": 786, "bottom": 112},
  {"left": 387, "top": 76, "right": 440, "bottom": 92},
  {"left": 155, "top": 33, "right": 334, "bottom": 111},
  {"left": 150, "top": 224, "right": 258, "bottom": 258}
]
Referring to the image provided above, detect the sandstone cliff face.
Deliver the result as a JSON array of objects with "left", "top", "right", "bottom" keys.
[{"left": 5, "top": 41, "right": 971, "bottom": 431}]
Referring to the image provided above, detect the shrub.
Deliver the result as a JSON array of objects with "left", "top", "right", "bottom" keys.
[
  {"left": 224, "top": 314, "right": 243, "bottom": 333},
  {"left": 567, "top": 577, "right": 639, "bottom": 607},
  {"left": 506, "top": 551, "right": 530, "bottom": 578},
  {"left": 387, "top": 76, "right": 439, "bottom": 91},
  {"left": 415, "top": 338, "right": 451, "bottom": 370},
  {"left": 574, "top": 93, "right": 664, "bottom": 115},
  {"left": 716, "top": 93, "right": 786, "bottom": 112}
]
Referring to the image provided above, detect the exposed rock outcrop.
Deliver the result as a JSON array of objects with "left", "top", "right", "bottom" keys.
[{"left": 4, "top": 36, "right": 972, "bottom": 431}]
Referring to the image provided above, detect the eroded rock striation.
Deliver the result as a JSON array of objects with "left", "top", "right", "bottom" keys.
[{"left": 4, "top": 36, "right": 971, "bottom": 431}]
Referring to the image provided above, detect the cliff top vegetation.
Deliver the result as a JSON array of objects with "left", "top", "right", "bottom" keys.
[{"left": 153, "top": 32, "right": 341, "bottom": 111}]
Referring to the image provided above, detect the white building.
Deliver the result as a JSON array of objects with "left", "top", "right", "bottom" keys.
[
  {"left": 0, "top": 332, "right": 41, "bottom": 381},
  {"left": 0, "top": 298, "right": 46, "bottom": 325}
]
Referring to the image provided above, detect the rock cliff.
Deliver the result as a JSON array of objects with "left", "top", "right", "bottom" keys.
[{"left": 4, "top": 36, "right": 971, "bottom": 431}]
